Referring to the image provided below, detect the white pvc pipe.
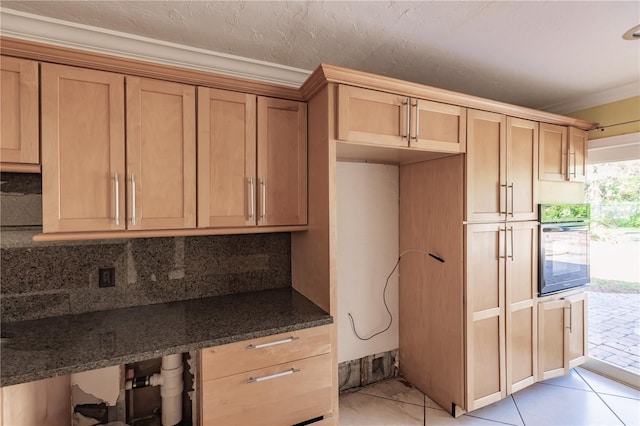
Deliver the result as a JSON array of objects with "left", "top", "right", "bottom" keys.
[{"left": 160, "top": 354, "right": 183, "bottom": 426}]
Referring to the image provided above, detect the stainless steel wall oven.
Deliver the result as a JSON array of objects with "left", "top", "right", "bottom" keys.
[{"left": 539, "top": 204, "right": 590, "bottom": 296}]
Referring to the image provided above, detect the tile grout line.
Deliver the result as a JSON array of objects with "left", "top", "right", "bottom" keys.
[
  {"left": 510, "top": 394, "right": 527, "bottom": 426},
  {"left": 423, "top": 394, "right": 426, "bottom": 426},
  {"left": 465, "top": 413, "right": 520, "bottom": 426},
  {"left": 574, "top": 368, "right": 628, "bottom": 425},
  {"left": 356, "top": 391, "right": 426, "bottom": 408}
]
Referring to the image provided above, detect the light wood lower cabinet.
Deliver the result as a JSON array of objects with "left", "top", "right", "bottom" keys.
[
  {"left": 538, "top": 291, "right": 588, "bottom": 381},
  {"left": 201, "top": 354, "right": 332, "bottom": 426},
  {"left": 0, "top": 56, "right": 39, "bottom": 171},
  {"left": 199, "top": 325, "right": 333, "bottom": 425},
  {"left": 465, "top": 221, "right": 537, "bottom": 410},
  {"left": 198, "top": 88, "right": 307, "bottom": 228}
]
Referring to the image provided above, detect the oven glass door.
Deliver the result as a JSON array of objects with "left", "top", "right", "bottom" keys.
[{"left": 540, "top": 224, "right": 590, "bottom": 295}]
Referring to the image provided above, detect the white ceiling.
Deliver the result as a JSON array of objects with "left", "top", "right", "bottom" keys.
[{"left": 1, "top": 1, "right": 639, "bottom": 110}]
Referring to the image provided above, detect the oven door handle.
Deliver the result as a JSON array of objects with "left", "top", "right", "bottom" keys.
[{"left": 542, "top": 225, "right": 589, "bottom": 232}]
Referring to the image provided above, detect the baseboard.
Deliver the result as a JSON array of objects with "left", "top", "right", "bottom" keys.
[{"left": 581, "top": 357, "right": 640, "bottom": 390}]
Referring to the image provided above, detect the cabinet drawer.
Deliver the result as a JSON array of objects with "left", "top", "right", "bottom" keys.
[
  {"left": 202, "top": 353, "right": 332, "bottom": 426},
  {"left": 201, "top": 325, "right": 331, "bottom": 380}
]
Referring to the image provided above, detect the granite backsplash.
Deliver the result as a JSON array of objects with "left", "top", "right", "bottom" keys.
[{"left": 0, "top": 173, "right": 292, "bottom": 322}]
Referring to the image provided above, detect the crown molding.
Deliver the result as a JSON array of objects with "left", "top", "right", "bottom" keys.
[
  {"left": 541, "top": 81, "right": 640, "bottom": 115},
  {"left": 0, "top": 7, "right": 311, "bottom": 88}
]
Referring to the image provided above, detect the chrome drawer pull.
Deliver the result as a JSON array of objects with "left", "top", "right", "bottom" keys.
[
  {"left": 247, "top": 368, "right": 300, "bottom": 384},
  {"left": 246, "top": 336, "right": 299, "bottom": 350}
]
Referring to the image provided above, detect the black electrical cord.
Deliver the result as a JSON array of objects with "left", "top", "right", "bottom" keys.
[{"left": 347, "top": 249, "right": 444, "bottom": 341}]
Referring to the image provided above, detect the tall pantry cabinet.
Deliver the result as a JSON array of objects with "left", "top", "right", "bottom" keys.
[
  {"left": 399, "top": 109, "right": 539, "bottom": 415},
  {"left": 464, "top": 110, "right": 539, "bottom": 410}
]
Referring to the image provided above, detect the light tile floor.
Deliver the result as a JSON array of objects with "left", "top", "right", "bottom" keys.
[{"left": 339, "top": 367, "right": 640, "bottom": 425}]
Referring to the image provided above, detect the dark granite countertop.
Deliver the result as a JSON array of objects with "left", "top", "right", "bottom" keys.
[{"left": 0, "top": 288, "right": 332, "bottom": 387}]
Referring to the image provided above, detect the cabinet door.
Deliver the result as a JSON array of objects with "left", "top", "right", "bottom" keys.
[
  {"left": 257, "top": 97, "right": 307, "bottom": 226},
  {"left": 0, "top": 56, "right": 39, "bottom": 168},
  {"left": 539, "top": 123, "right": 567, "bottom": 181},
  {"left": 337, "top": 85, "right": 409, "bottom": 147},
  {"left": 466, "top": 110, "right": 506, "bottom": 223},
  {"left": 41, "top": 63, "right": 125, "bottom": 233},
  {"left": 565, "top": 292, "right": 587, "bottom": 368},
  {"left": 506, "top": 118, "right": 538, "bottom": 221},
  {"left": 505, "top": 222, "right": 538, "bottom": 394},
  {"left": 126, "top": 77, "right": 196, "bottom": 230},
  {"left": 568, "top": 127, "right": 587, "bottom": 182},
  {"left": 465, "top": 223, "right": 506, "bottom": 411},
  {"left": 537, "top": 298, "right": 568, "bottom": 381},
  {"left": 410, "top": 99, "right": 466, "bottom": 153},
  {"left": 197, "top": 88, "right": 257, "bottom": 228}
]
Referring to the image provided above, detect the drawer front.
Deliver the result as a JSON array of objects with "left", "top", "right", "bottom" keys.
[
  {"left": 202, "top": 353, "right": 333, "bottom": 426},
  {"left": 201, "top": 325, "right": 331, "bottom": 380}
]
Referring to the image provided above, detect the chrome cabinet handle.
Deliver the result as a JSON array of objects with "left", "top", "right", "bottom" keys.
[
  {"left": 499, "top": 227, "right": 507, "bottom": 259},
  {"left": 246, "top": 336, "right": 299, "bottom": 350},
  {"left": 247, "top": 368, "right": 300, "bottom": 384},
  {"left": 260, "top": 178, "right": 266, "bottom": 221},
  {"left": 508, "top": 183, "right": 514, "bottom": 217},
  {"left": 570, "top": 152, "right": 577, "bottom": 177},
  {"left": 500, "top": 184, "right": 508, "bottom": 216},
  {"left": 114, "top": 173, "right": 120, "bottom": 226},
  {"left": 411, "top": 99, "right": 419, "bottom": 141},
  {"left": 403, "top": 98, "right": 410, "bottom": 142},
  {"left": 508, "top": 226, "right": 514, "bottom": 261},
  {"left": 248, "top": 177, "right": 255, "bottom": 220},
  {"left": 131, "top": 174, "right": 136, "bottom": 226},
  {"left": 565, "top": 304, "right": 573, "bottom": 332}
]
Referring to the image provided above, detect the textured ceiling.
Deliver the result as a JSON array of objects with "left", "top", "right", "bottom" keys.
[{"left": 2, "top": 1, "right": 639, "bottom": 109}]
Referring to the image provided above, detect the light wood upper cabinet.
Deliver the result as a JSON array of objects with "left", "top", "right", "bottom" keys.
[
  {"left": 466, "top": 111, "right": 538, "bottom": 223},
  {"left": 337, "top": 85, "right": 409, "bottom": 147},
  {"left": 126, "top": 77, "right": 196, "bottom": 230},
  {"left": 1, "top": 56, "right": 39, "bottom": 169},
  {"left": 41, "top": 63, "right": 126, "bottom": 233},
  {"left": 410, "top": 99, "right": 466, "bottom": 153},
  {"left": 506, "top": 117, "right": 538, "bottom": 221},
  {"left": 568, "top": 127, "right": 587, "bottom": 182},
  {"left": 539, "top": 123, "right": 568, "bottom": 181},
  {"left": 337, "top": 85, "right": 466, "bottom": 153},
  {"left": 42, "top": 64, "right": 196, "bottom": 234},
  {"left": 198, "top": 90, "right": 307, "bottom": 228},
  {"left": 197, "top": 88, "right": 257, "bottom": 228},
  {"left": 538, "top": 291, "right": 587, "bottom": 381},
  {"left": 466, "top": 110, "right": 506, "bottom": 223},
  {"left": 257, "top": 97, "right": 307, "bottom": 226}
]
